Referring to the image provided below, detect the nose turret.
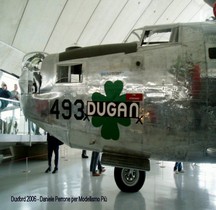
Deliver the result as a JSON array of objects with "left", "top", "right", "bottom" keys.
[{"left": 19, "top": 52, "right": 47, "bottom": 95}]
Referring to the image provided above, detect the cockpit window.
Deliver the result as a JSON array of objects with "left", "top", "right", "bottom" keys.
[
  {"left": 57, "top": 66, "right": 68, "bottom": 83},
  {"left": 209, "top": 48, "right": 216, "bottom": 59},
  {"left": 125, "top": 29, "right": 143, "bottom": 43},
  {"left": 142, "top": 27, "right": 178, "bottom": 46},
  {"left": 56, "top": 64, "right": 83, "bottom": 83}
]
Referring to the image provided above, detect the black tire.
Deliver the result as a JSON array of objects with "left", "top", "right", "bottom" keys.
[{"left": 114, "top": 167, "right": 146, "bottom": 192}]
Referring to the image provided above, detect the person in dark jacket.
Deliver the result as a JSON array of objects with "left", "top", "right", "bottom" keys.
[
  {"left": 45, "top": 133, "right": 63, "bottom": 174},
  {"left": 0, "top": 83, "right": 11, "bottom": 109}
]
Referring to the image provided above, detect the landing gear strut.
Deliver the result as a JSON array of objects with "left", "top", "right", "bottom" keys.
[{"left": 114, "top": 167, "right": 146, "bottom": 192}]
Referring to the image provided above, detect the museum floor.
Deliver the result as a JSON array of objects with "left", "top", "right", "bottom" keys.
[{"left": 1, "top": 146, "right": 216, "bottom": 210}]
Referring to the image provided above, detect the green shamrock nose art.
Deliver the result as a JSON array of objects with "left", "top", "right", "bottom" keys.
[{"left": 90, "top": 80, "right": 131, "bottom": 140}]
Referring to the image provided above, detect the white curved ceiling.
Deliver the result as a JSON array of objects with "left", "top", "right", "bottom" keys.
[{"left": 0, "top": 0, "right": 214, "bottom": 75}]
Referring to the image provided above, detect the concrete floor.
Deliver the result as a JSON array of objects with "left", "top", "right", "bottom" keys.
[{"left": 1, "top": 145, "right": 216, "bottom": 210}]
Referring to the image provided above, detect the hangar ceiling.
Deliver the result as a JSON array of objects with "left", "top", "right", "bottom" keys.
[{"left": 0, "top": 0, "right": 214, "bottom": 76}]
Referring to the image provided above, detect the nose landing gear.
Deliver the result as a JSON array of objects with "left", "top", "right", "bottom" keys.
[{"left": 114, "top": 167, "right": 146, "bottom": 192}]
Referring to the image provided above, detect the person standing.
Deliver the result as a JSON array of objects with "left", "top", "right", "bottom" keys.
[
  {"left": 82, "top": 150, "right": 88, "bottom": 158},
  {"left": 45, "top": 133, "right": 63, "bottom": 174},
  {"left": 10, "top": 84, "right": 20, "bottom": 101},
  {"left": 10, "top": 84, "right": 20, "bottom": 106},
  {"left": 90, "top": 151, "right": 105, "bottom": 176},
  {"left": 174, "top": 162, "right": 184, "bottom": 174},
  {"left": 0, "top": 82, "right": 11, "bottom": 109}
]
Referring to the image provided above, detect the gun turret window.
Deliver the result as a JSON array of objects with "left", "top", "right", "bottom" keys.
[
  {"left": 57, "top": 64, "right": 83, "bottom": 83},
  {"left": 125, "top": 29, "right": 143, "bottom": 44}
]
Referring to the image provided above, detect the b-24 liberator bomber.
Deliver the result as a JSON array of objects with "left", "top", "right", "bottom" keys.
[{"left": 19, "top": 20, "right": 216, "bottom": 192}]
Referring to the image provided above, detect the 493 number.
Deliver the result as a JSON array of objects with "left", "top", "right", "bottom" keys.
[{"left": 50, "top": 99, "right": 85, "bottom": 120}]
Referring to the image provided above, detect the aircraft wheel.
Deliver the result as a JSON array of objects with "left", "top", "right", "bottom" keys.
[{"left": 114, "top": 167, "right": 145, "bottom": 192}]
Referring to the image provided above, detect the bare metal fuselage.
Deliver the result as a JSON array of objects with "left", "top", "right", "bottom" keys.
[{"left": 19, "top": 22, "right": 216, "bottom": 164}]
